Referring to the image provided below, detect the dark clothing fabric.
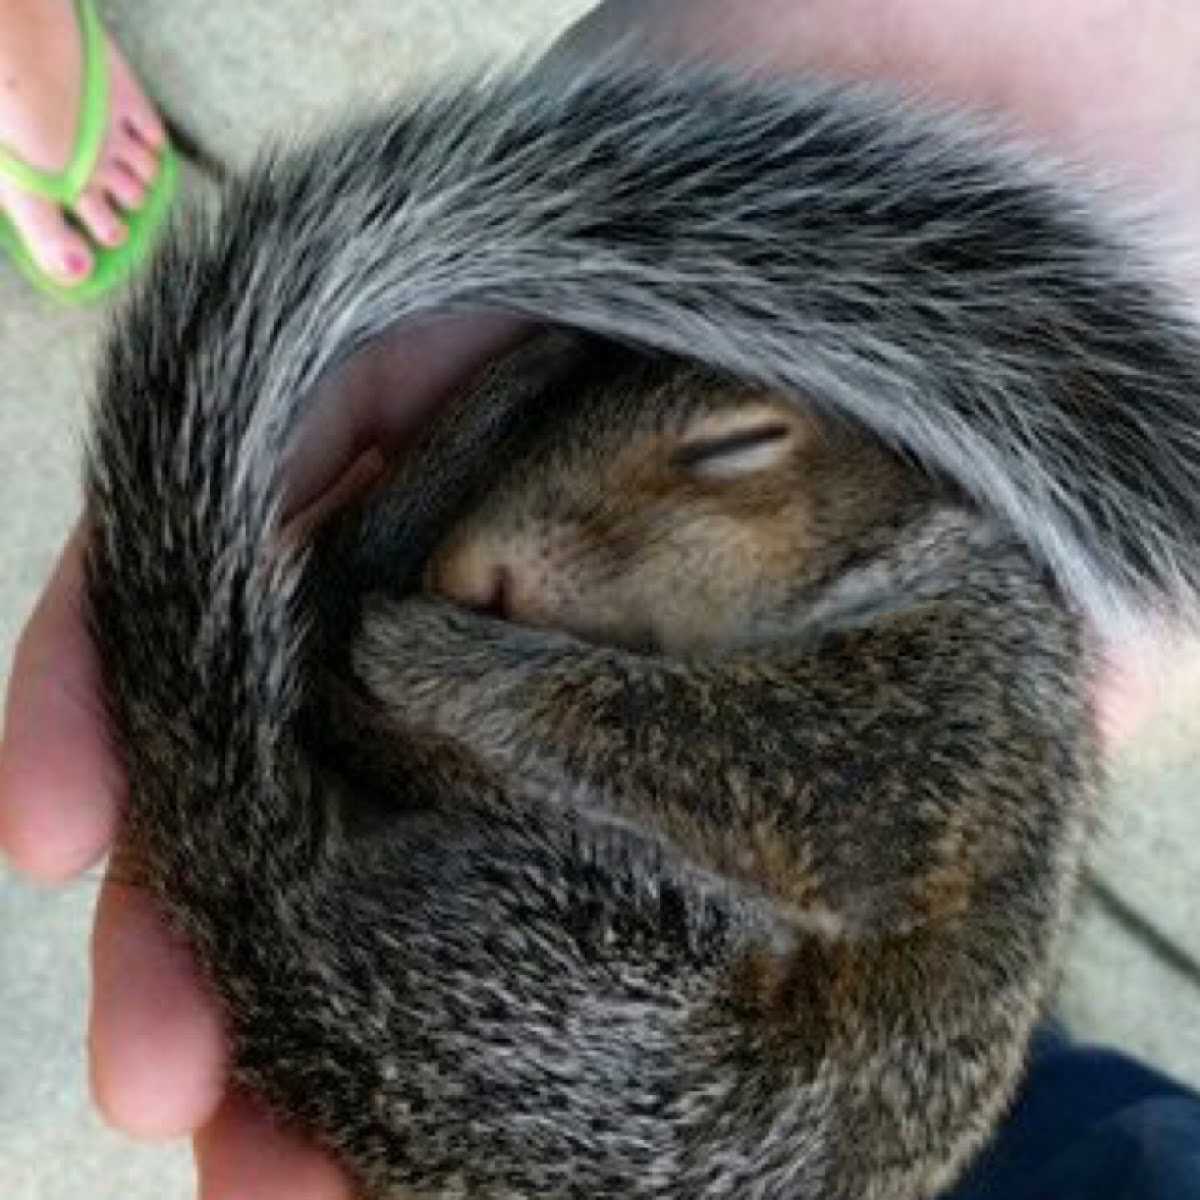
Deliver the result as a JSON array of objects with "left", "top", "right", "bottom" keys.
[{"left": 945, "top": 1027, "right": 1200, "bottom": 1200}]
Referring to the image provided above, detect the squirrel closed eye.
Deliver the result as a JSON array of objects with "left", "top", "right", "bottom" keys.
[
  {"left": 426, "top": 376, "right": 918, "bottom": 655},
  {"left": 668, "top": 408, "right": 798, "bottom": 479}
]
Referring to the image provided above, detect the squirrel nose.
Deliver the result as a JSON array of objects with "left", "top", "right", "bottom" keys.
[{"left": 428, "top": 542, "right": 513, "bottom": 619}]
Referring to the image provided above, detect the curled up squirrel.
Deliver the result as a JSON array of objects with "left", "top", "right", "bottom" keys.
[{"left": 83, "top": 59, "right": 1200, "bottom": 1199}]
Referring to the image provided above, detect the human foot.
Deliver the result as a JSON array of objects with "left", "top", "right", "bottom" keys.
[{"left": 0, "top": 0, "right": 167, "bottom": 287}]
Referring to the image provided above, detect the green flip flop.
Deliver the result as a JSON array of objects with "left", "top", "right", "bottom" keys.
[{"left": 0, "top": 0, "right": 178, "bottom": 303}]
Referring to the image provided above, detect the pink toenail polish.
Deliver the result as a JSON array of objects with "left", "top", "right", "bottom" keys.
[{"left": 66, "top": 251, "right": 89, "bottom": 276}]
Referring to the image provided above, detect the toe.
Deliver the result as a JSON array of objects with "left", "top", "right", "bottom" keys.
[
  {"left": 107, "top": 46, "right": 168, "bottom": 153},
  {"left": 73, "top": 186, "right": 127, "bottom": 248},
  {"left": 0, "top": 185, "right": 93, "bottom": 283},
  {"left": 122, "top": 102, "right": 167, "bottom": 154},
  {"left": 100, "top": 158, "right": 147, "bottom": 211},
  {"left": 113, "top": 133, "right": 162, "bottom": 189}
]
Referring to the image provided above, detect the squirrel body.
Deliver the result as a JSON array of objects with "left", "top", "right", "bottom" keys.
[{"left": 84, "top": 61, "right": 1200, "bottom": 1199}]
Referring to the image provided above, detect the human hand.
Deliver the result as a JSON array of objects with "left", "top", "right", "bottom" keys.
[
  {"left": 0, "top": 314, "right": 528, "bottom": 1200},
  {"left": 4, "top": 1, "right": 1199, "bottom": 1197},
  {"left": 564, "top": 0, "right": 1200, "bottom": 295}
]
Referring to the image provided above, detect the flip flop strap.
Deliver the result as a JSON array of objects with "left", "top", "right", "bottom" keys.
[{"left": 0, "top": 0, "right": 108, "bottom": 205}]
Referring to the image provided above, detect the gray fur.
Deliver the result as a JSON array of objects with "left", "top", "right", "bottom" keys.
[{"left": 83, "top": 61, "right": 1200, "bottom": 1198}]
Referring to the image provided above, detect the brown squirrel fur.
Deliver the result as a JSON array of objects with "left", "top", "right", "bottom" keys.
[{"left": 83, "top": 61, "right": 1200, "bottom": 1199}]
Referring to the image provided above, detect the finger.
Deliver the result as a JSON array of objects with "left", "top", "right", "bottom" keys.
[
  {"left": 89, "top": 869, "right": 227, "bottom": 1138},
  {"left": 288, "top": 311, "right": 531, "bottom": 511},
  {"left": 284, "top": 449, "right": 386, "bottom": 545},
  {"left": 195, "top": 1090, "right": 354, "bottom": 1200},
  {"left": 0, "top": 526, "right": 121, "bottom": 881}
]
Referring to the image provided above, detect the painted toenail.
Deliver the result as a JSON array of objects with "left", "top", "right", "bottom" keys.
[{"left": 65, "top": 251, "right": 89, "bottom": 276}]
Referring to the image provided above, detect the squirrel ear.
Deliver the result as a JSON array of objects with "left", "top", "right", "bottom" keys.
[{"left": 670, "top": 403, "right": 805, "bottom": 481}]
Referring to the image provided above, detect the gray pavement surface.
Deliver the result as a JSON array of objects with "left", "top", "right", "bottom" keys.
[{"left": 2, "top": 2, "right": 1198, "bottom": 1196}]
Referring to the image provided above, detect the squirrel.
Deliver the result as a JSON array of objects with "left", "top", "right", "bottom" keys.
[{"left": 83, "top": 59, "right": 1200, "bottom": 1200}]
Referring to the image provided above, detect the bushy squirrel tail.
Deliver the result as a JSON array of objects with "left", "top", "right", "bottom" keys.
[{"left": 86, "top": 59, "right": 1200, "bottom": 911}]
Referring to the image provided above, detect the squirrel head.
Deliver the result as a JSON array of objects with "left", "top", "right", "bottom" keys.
[{"left": 426, "top": 356, "right": 927, "bottom": 654}]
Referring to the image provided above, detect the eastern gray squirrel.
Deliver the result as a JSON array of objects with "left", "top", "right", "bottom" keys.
[{"left": 84, "top": 59, "right": 1200, "bottom": 1199}]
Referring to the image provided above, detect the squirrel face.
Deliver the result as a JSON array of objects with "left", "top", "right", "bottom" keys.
[{"left": 427, "top": 361, "right": 925, "bottom": 654}]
